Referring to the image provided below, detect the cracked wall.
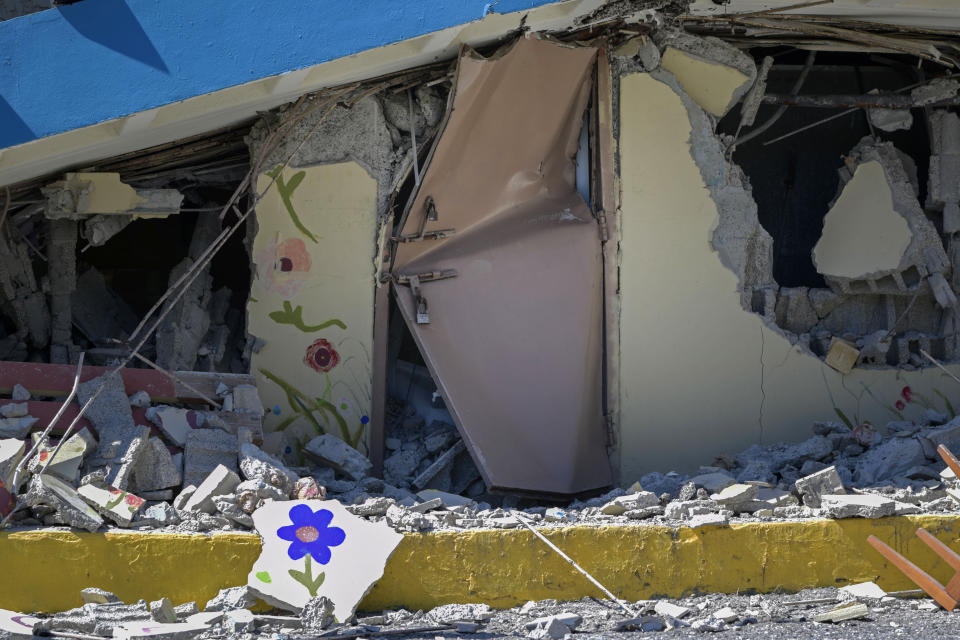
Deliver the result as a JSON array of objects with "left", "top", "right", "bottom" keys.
[{"left": 616, "top": 68, "right": 960, "bottom": 479}]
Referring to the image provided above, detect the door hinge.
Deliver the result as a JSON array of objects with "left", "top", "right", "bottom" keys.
[
  {"left": 393, "top": 269, "right": 458, "bottom": 325},
  {"left": 395, "top": 196, "right": 456, "bottom": 243},
  {"left": 596, "top": 209, "right": 609, "bottom": 243}
]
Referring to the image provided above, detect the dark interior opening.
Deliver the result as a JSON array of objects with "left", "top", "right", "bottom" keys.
[{"left": 719, "top": 49, "right": 933, "bottom": 288}]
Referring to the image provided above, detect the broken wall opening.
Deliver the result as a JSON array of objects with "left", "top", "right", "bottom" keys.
[
  {"left": 706, "top": 47, "right": 958, "bottom": 370},
  {"left": 0, "top": 125, "right": 255, "bottom": 372}
]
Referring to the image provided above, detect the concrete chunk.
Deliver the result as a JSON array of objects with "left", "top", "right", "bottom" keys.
[
  {"left": 77, "top": 481, "right": 146, "bottom": 527},
  {"left": 820, "top": 493, "right": 895, "bottom": 519},
  {"left": 150, "top": 598, "right": 178, "bottom": 624},
  {"left": 183, "top": 428, "right": 238, "bottom": 487},
  {"left": 22, "top": 474, "right": 103, "bottom": 532},
  {"left": 600, "top": 491, "right": 660, "bottom": 515},
  {"left": 239, "top": 442, "right": 298, "bottom": 497},
  {"left": 147, "top": 406, "right": 203, "bottom": 448},
  {"left": 183, "top": 464, "right": 240, "bottom": 514},
  {"left": 81, "top": 588, "right": 121, "bottom": 604},
  {"left": 654, "top": 601, "right": 691, "bottom": 619},
  {"left": 0, "top": 438, "right": 24, "bottom": 486},
  {"left": 303, "top": 434, "right": 372, "bottom": 480},
  {"left": 131, "top": 437, "right": 181, "bottom": 492},
  {"left": 813, "top": 602, "right": 869, "bottom": 623},
  {"left": 795, "top": 466, "right": 845, "bottom": 508}
]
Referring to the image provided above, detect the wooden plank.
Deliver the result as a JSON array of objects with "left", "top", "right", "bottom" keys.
[
  {"left": 917, "top": 528, "right": 960, "bottom": 574},
  {"left": 0, "top": 361, "right": 175, "bottom": 400},
  {"left": 867, "top": 535, "right": 958, "bottom": 611},
  {"left": 172, "top": 371, "right": 256, "bottom": 404},
  {"left": 0, "top": 361, "right": 257, "bottom": 406},
  {"left": 0, "top": 399, "right": 154, "bottom": 438},
  {"left": 939, "top": 445, "right": 960, "bottom": 479}
]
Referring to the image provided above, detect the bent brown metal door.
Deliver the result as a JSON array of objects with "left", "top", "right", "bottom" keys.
[{"left": 392, "top": 37, "right": 611, "bottom": 495}]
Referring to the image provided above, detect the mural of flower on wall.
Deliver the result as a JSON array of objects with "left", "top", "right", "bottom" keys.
[
  {"left": 277, "top": 503, "right": 346, "bottom": 597},
  {"left": 266, "top": 165, "right": 319, "bottom": 243},
  {"left": 256, "top": 237, "right": 313, "bottom": 298},
  {"left": 305, "top": 338, "right": 339, "bottom": 373}
]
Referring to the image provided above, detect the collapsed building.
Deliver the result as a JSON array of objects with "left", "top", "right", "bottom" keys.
[
  {"left": 2, "top": 0, "right": 960, "bottom": 529},
  {"left": 8, "top": 0, "right": 960, "bottom": 634}
]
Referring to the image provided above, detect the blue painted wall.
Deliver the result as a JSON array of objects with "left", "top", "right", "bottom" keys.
[{"left": 0, "top": 0, "right": 559, "bottom": 149}]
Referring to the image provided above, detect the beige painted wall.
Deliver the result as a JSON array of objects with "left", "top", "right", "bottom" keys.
[
  {"left": 660, "top": 48, "right": 749, "bottom": 117},
  {"left": 813, "top": 160, "right": 912, "bottom": 279},
  {"left": 248, "top": 162, "right": 378, "bottom": 459},
  {"left": 618, "top": 72, "right": 960, "bottom": 481}
]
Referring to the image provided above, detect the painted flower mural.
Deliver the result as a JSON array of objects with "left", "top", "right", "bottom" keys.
[
  {"left": 277, "top": 504, "right": 346, "bottom": 596},
  {"left": 256, "top": 237, "right": 313, "bottom": 298},
  {"left": 304, "top": 338, "right": 339, "bottom": 373}
]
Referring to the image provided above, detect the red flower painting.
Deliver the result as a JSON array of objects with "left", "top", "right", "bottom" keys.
[
  {"left": 256, "top": 237, "right": 312, "bottom": 298},
  {"left": 304, "top": 338, "right": 339, "bottom": 373}
]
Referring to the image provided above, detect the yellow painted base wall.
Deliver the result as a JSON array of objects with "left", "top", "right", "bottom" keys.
[
  {"left": 617, "top": 71, "right": 960, "bottom": 480},
  {"left": 3, "top": 517, "right": 960, "bottom": 613}
]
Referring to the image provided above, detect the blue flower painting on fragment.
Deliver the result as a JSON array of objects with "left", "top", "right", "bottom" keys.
[{"left": 277, "top": 504, "right": 346, "bottom": 596}]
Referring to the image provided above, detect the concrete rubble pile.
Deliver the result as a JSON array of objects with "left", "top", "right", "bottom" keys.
[{"left": 4, "top": 582, "right": 958, "bottom": 639}]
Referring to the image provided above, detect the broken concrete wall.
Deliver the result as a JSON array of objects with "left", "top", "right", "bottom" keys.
[
  {"left": 246, "top": 95, "right": 429, "bottom": 458},
  {"left": 615, "top": 52, "right": 960, "bottom": 478}
]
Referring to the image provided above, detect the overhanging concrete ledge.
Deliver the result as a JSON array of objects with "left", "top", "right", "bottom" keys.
[{"left": 2, "top": 516, "right": 959, "bottom": 613}]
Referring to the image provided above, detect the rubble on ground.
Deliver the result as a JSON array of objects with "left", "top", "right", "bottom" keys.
[
  {"left": 9, "top": 376, "right": 960, "bottom": 536},
  {"left": 11, "top": 583, "right": 960, "bottom": 639}
]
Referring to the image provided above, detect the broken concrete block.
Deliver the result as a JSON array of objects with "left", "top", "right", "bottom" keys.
[
  {"left": 710, "top": 483, "right": 758, "bottom": 510},
  {"left": 300, "top": 596, "right": 335, "bottom": 631},
  {"left": 240, "top": 442, "right": 298, "bottom": 497},
  {"left": 825, "top": 338, "right": 859, "bottom": 375},
  {"left": 654, "top": 601, "right": 691, "bottom": 619},
  {"left": 147, "top": 407, "right": 203, "bottom": 448},
  {"left": 527, "top": 616, "right": 571, "bottom": 640},
  {"left": 0, "top": 416, "right": 37, "bottom": 438},
  {"left": 149, "top": 598, "right": 177, "bottom": 624},
  {"left": 869, "top": 107, "right": 913, "bottom": 133},
  {"left": 659, "top": 32, "right": 756, "bottom": 117},
  {"left": 412, "top": 440, "right": 465, "bottom": 489},
  {"left": 0, "top": 608, "right": 42, "bottom": 640},
  {"left": 183, "top": 428, "right": 238, "bottom": 487},
  {"left": 232, "top": 384, "right": 264, "bottom": 415},
  {"left": 129, "top": 391, "right": 151, "bottom": 408},
  {"left": 81, "top": 588, "right": 121, "bottom": 604},
  {"left": 183, "top": 464, "right": 240, "bottom": 514},
  {"left": 203, "top": 586, "right": 257, "bottom": 612},
  {"left": 213, "top": 494, "right": 254, "bottom": 528},
  {"left": 417, "top": 489, "right": 474, "bottom": 508},
  {"left": 689, "top": 471, "right": 735, "bottom": 494},
  {"left": 172, "top": 484, "right": 196, "bottom": 510},
  {"left": 131, "top": 437, "right": 181, "bottom": 493},
  {"left": 77, "top": 482, "right": 146, "bottom": 527},
  {"left": 854, "top": 437, "right": 928, "bottom": 484},
  {"left": 21, "top": 474, "right": 103, "bottom": 532},
  {"left": 912, "top": 78, "right": 960, "bottom": 105},
  {"left": 247, "top": 499, "right": 403, "bottom": 617},
  {"left": 839, "top": 581, "right": 886, "bottom": 601},
  {"left": 689, "top": 513, "right": 730, "bottom": 528},
  {"left": 142, "top": 502, "right": 180, "bottom": 527},
  {"left": 81, "top": 374, "right": 150, "bottom": 489},
  {"left": 600, "top": 491, "right": 660, "bottom": 516},
  {"left": 28, "top": 429, "right": 94, "bottom": 483},
  {"left": 224, "top": 608, "right": 255, "bottom": 633},
  {"left": 11, "top": 384, "right": 29, "bottom": 401},
  {"left": 113, "top": 619, "right": 216, "bottom": 640},
  {"left": 820, "top": 494, "right": 895, "bottom": 519},
  {"left": 813, "top": 602, "right": 869, "bottom": 623},
  {"left": 303, "top": 434, "right": 372, "bottom": 480},
  {"left": 0, "top": 403, "right": 28, "bottom": 418},
  {"left": 795, "top": 466, "right": 845, "bottom": 508},
  {"left": 0, "top": 438, "right": 24, "bottom": 486}
]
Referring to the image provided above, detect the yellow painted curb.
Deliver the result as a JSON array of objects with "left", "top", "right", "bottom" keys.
[{"left": 3, "top": 516, "right": 960, "bottom": 613}]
